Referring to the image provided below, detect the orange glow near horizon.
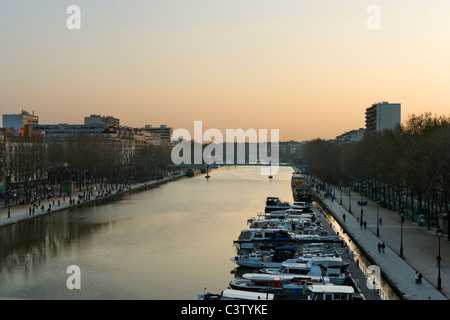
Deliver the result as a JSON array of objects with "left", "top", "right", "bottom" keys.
[{"left": 1, "top": 1, "right": 449, "bottom": 141}]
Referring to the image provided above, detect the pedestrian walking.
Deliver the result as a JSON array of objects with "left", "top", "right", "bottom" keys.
[
  {"left": 418, "top": 273, "right": 423, "bottom": 284},
  {"left": 343, "top": 213, "right": 346, "bottom": 222},
  {"left": 363, "top": 221, "right": 367, "bottom": 229},
  {"left": 377, "top": 242, "right": 381, "bottom": 253},
  {"left": 379, "top": 217, "right": 382, "bottom": 226},
  {"left": 381, "top": 243, "right": 385, "bottom": 254},
  {"left": 415, "top": 272, "right": 419, "bottom": 284}
]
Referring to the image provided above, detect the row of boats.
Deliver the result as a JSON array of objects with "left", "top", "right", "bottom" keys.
[{"left": 199, "top": 190, "right": 365, "bottom": 301}]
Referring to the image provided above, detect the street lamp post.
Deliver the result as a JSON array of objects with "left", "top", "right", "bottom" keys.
[
  {"left": 400, "top": 212, "right": 405, "bottom": 257},
  {"left": 360, "top": 188, "right": 364, "bottom": 228},
  {"left": 436, "top": 228, "right": 442, "bottom": 290},
  {"left": 376, "top": 199, "right": 380, "bottom": 237},
  {"left": 349, "top": 187, "right": 351, "bottom": 213}
]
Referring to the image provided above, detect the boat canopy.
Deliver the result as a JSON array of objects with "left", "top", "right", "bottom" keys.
[
  {"left": 243, "top": 273, "right": 330, "bottom": 283},
  {"left": 273, "top": 246, "right": 296, "bottom": 262},
  {"left": 308, "top": 285, "right": 354, "bottom": 294},
  {"left": 306, "top": 256, "right": 344, "bottom": 268},
  {"left": 221, "top": 289, "right": 274, "bottom": 300}
]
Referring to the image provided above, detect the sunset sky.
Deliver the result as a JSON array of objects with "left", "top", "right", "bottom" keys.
[{"left": 1, "top": 0, "right": 449, "bottom": 141}]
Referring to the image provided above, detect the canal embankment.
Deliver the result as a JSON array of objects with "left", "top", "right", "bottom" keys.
[
  {"left": 315, "top": 194, "right": 447, "bottom": 300},
  {"left": 0, "top": 171, "right": 191, "bottom": 229},
  {"left": 315, "top": 197, "right": 399, "bottom": 300}
]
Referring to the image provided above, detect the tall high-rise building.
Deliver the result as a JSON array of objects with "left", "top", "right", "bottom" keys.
[{"left": 365, "top": 102, "right": 401, "bottom": 137}]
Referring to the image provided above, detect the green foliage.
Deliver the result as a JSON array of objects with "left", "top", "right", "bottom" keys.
[{"left": 303, "top": 113, "right": 449, "bottom": 221}]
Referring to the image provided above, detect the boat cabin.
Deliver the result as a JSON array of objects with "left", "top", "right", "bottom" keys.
[
  {"left": 265, "top": 197, "right": 304, "bottom": 213},
  {"left": 307, "top": 284, "right": 355, "bottom": 300},
  {"left": 221, "top": 289, "right": 274, "bottom": 300},
  {"left": 234, "top": 228, "right": 294, "bottom": 249},
  {"left": 306, "top": 256, "right": 346, "bottom": 269},
  {"left": 263, "top": 261, "right": 323, "bottom": 277},
  {"left": 232, "top": 273, "right": 329, "bottom": 292}
]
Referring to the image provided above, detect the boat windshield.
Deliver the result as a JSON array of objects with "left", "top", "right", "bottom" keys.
[
  {"left": 238, "top": 231, "right": 252, "bottom": 240},
  {"left": 278, "top": 266, "right": 287, "bottom": 274}
]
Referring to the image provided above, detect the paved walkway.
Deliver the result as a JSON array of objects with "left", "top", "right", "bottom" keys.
[
  {"left": 0, "top": 173, "right": 187, "bottom": 228},
  {"left": 319, "top": 187, "right": 448, "bottom": 300}
]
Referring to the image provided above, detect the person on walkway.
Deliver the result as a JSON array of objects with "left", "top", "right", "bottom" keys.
[
  {"left": 415, "top": 272, "right": 419, "bottom": 284},
  {"left": 378, "top": 242, "right": 381, "bottom": 253},
  {"left": 363, "top": 221, "right": 367, "bottom": 229},
  {"left": 343, "top": 213, "right": 346, "bottom": 222},
  {"left": 379, "top": 217, "right": 382, "bottom": 226},
  {"left": 381, "top": 243, "right": 385, "bottom": 254},
  {"left": 418, "top": 273, "right": 423, "bottom": 284}
]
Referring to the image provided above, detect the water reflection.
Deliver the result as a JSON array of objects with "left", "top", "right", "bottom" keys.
[
  {"left": 0, "top": 166, "right": 294, "bottom": 299},
  {"left": 323, "top": 208, "right": 400, "bottom": 300}
]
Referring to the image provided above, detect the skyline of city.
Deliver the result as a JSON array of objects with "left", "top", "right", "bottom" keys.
[
  {"left": 1, "top": 1, "right": 449, "bottom": 141},
  {"left": 0, "top": 102, "right": 400, "bottom": 144}
]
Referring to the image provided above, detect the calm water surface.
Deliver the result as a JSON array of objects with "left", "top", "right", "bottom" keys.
[{"left": 0, "top": 166, "right": 294, "bottom": 299}]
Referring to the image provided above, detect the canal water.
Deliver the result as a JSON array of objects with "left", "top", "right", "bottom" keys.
[{"left": 0, "top": 166, "right": 294, "bottom": 299}]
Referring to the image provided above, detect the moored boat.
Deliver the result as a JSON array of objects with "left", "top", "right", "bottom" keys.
[
  {"left": 230, "top": 273, "right": 329, "bottom": 293},
  {"left": 231, "top": 246, "right": 297, "bottom": 268},
  {"left": 260, "top": 257, "right": 348, "bottom": 285},
  {"left": 221, "top": 289, "right": 274, "bottom": 300},
  {"left": 265, "top": 197, "right": 303, "bottom": 213},
  {"left": 233, "top": 228, "right": 296, "bottom": 250},
  {"left": 306, "top": 284, "right": 355, "bottom": 300},
  {"left": 198, "top": 289, "right": 274, "bottom": 300}
]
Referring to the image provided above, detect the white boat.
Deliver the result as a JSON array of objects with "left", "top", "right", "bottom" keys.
[
  {"left": 307, "top": 284, "right": 355, "bottom": 300},
  {"left": 231, "top": 246, "right": 297, "bottom": 268},
  {"left": 291, "top": 202, "right": 314, "bottom": 213},
  {"left": 231, "top": 246, "right": 342, "bottom": 269},
  {"left": 257, "top": 208, "right": 318, "bottom": 223},
  {"left": 233, "top": 228, "right": 296, "bottom": 250},
  {"left": 294, "top": 234, "right": 344, "bottom": 244},
  {"left": 291, "top": 171, "right": 307, "bottom": 188},
  {"left": 198, "top": 289, "right": 274, "bottom": 300},
  {"left": 260, "top": 257, "right": 348, "bottom": 285},
  {"left": 265, "top": 197, "right": 303, "bottom": 213},
  {"left": 230, "top": 273, "right": 329, "bottom": 292},
  {"left": 221, "top": 289, "right": 274, "bottom": 300},
  {"left": 248, "top": 216, "right": 323, "bottom": 236}
]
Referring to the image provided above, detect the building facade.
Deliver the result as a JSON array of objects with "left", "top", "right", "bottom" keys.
[
  {"left": 142, "top": 125, "right": 173, "bottom": 143},
  {"left": 365, "top": 102, "right": 401, "bottom": 137},
  {"left": 335, "top": 128, "right": 365, "bottom": 144},
  {"left": 84, "top": 114, "right": 120, "bottom": 128},
  {"left": 32, "top": 123, "right": 115, "bottom": 139},
  {"left": 2, "top": 110, "right": 39, "bottom": 130}
]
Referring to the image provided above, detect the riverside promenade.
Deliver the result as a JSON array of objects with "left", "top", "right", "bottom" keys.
[
  {"left": 318, "top": 187, "right": 448, "bottom": 300},
  {"left": 0, "top": 171, "right": 188, "bottom": 229}
]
